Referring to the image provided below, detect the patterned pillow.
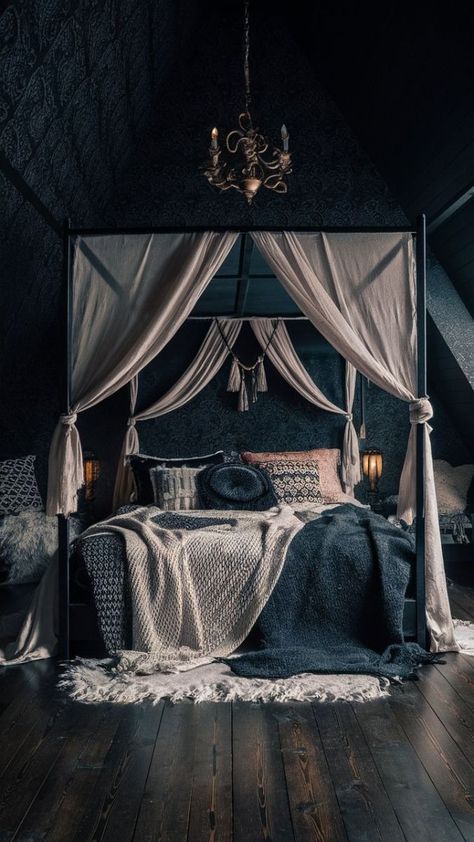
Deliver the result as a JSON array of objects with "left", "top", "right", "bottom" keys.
[
  {"left": 0, "top": 455, "right": 43, "bottom": 514},
  {"left": 129, "top": 451, "right": 225, "bottom": 505},
  {"left": 150, "top": 466, "right": 202, "bottom": 511},
  {"left": 242, "top": 448, "right": 343, "bottom": 503},
  {"left": 197, "top": 463, "right": 277, "bottom": 511},
  {"left": 254, "top": 459, "right": 323, "bottom": 508}
]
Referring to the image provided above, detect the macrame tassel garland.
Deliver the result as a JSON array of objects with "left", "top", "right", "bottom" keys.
[{"left": 218, "top": 318, "right": 278, "bottom": 411}]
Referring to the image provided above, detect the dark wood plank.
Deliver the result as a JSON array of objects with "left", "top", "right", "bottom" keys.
[
  {"left": 132, "top": 702, "right": 196, "bottom": 842},
  {"left": 313, "top": 702, "right": 405, "bottom": 841},
  {"left": 96, "top": 702, "right": 165, "bottom": 842},
  {"left": 274, "top": 703, "right": 347, "bottom": 842},
  {"left": 232, "top": 702, "right": 295, "bottom": 842},
  {"left": 7, "top": 702, "right": 108, "bottom": 841},
  {"left": 187, "top": 703, "right": 232, "bottom": 842},
  {"left": 390, "top": 681, "right": 474, "bottom": 840},
  {"left": 435, "top": 654, "right": 474, "bottom": 711},
  {"left": 354, "top": 697, "right": 465, "bottom": 841},
  {"left": 416, "top": 664, "right": 474, "bottom": 769},
  {"left": 47, "top": 704, "right": 134, "bottom": 842},
  {"left": 0, "top": 695, "right": 87, "bottom": 841}
]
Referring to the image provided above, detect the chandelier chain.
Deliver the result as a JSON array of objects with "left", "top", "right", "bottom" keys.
[{"left": 244, "top": 0, "right": 251, "bottom": 111}]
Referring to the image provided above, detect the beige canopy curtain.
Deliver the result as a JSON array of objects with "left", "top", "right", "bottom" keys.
[
  {"left": 113, "top": 319, "right": 242, "bottom": 509},
  {"left": 251, "top": 231, "right": 455, "bottom": 653},
  {"left": 251, "top": 319, "right": 360, "bottom": 493},
  {"left": 47, "top": 231, "right": 238, "bottom": 516}
]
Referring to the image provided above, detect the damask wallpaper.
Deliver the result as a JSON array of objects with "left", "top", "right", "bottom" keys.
[{"left": 0, "top": 1, "right": 470, "bottom": 513}]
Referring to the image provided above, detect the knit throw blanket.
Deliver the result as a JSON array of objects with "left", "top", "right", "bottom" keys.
[
  {"left": 80, "top": 505, "right": 303, "bottom": 671},
  {"left": 223, "top": 505, "right": 440, "bottom": 681}
]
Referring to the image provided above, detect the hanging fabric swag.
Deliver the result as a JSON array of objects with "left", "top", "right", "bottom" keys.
[
  {"left": 47, "top": 231, "right": 238, "bottom": 517},
  {"left": 251, "top": 230, "right": 455, "bottom": 653},
  {"left": 216, "top": 318, "right": 276, "bottom": 411}
]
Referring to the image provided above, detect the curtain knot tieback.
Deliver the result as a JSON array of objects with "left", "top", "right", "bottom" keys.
[
  {"left": 345, "top": 413, "right": 353, "bottom": 422},
  {"left": 60, "top": 413, "right": 77, "bottom": 425},
  {"left": 127, "top": 418, "right": 136, "bottom": 427},
  {"left": 409, "top": 397, "right": 433, "bottom": 424}
]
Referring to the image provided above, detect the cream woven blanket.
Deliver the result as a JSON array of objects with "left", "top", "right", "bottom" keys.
[{"left": 82, "top": 505, "right": 303, "bottom": 671}]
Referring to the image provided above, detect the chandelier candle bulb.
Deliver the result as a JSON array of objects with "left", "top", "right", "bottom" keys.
[
  {"left": 211, "top": 127, "right": 219, "bottom": 149},
  {"left": 281, "top": 124, "right": 289, "bottom": 151}
]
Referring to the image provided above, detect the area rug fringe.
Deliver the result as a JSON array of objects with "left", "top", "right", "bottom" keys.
[
  {"left": 453, "top": 619, "right": 474, "bottom": 655},
  {"left": 58, "top": 659, "right": 391, "bottom": 705}
]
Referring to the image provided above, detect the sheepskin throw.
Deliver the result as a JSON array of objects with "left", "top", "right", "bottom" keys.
[
  {"left": 79, "top": 505, "right": 303, "bottom": 670},
  {"left": 433, "top": 459, "right": 474, "bottom": 515},
  {"left": 0, "top": 511, "right": 82, "bottom": 584}
]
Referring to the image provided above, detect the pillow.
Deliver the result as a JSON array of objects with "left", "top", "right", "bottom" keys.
[
  {"left": 0, "top": 511, "right": 83, "bottom": 584},
  {"left": 129, "top": 450, "right": 225, "bottom": 505},
  {"left": 251, "top": 459, "right": 323, "bottom": 509},
  {"left": 197, "top": 463, "right": 277, "bottom": 511},
  {"left": 0, "top": 455, "right": 43, "bottom": 514},
  {"left": 433, "top": 460, "right": 474, "bottom": 515},
  {"left": 150, "top": 466, "right": 202, "bottom": 511},
  {"left": 241, "top": 448, "right": 343, "bottom": 503}
]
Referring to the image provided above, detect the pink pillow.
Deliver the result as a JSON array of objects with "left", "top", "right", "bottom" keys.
[{"left": 241, "top": 449, "right": 344, "bottom": 503}]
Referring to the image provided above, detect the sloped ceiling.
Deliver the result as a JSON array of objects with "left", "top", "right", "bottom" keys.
[{"left": 0, "top": 0, "right": 472, "bottom": 498}]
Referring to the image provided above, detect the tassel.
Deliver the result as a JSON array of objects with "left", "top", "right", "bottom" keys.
[
  {"left": 227, "top": 357, "right": 241, "bottom": 392},
  {"left": 256, "top": 357, "right": 268, "bottom": 392},
  {"left": 238, "top": 373, "right": 249, "bottom": 411},
  {"left": 251, "top": 368, "right": 258, "bottom": 403},
  {"left": 359, "top": 422, "right": 366, "bottom": 440}
]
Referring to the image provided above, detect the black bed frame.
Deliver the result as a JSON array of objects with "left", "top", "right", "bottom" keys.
[{"left": 58, "top": 218, "right": 428, "bottom": 658}]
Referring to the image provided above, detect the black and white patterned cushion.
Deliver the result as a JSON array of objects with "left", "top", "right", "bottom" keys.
[
  {"left": 0, "top": 455, "right": 43, "bottom": 514},
  {"left": 256, "top": 459, "right": 324, "bottom": 508}
]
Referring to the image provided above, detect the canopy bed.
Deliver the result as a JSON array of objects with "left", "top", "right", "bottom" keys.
[{"left": 35, "top": 218, "right": 456, "bottom": 670}]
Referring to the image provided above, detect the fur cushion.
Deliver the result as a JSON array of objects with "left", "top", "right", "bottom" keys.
[
  {"left": 129, "top": 451, "right": 225, "bottom": 505},
  {"left": 0, "top": 512, "right": 82, "bottom": 584},
  {"left": 0, "top": 455, "right": 43, "bottom": 515},
  {"left": 150, "top": 466, "right": 202, "bottom": 511},
  {"left": 198, "top": 463, "right": 277, "bottom": 511},
  {"left": 241, "top": 448, "right": 343, "bottom": 503},
  {"left": 433, "top": 460, "right": 474, "bottom": 515}
]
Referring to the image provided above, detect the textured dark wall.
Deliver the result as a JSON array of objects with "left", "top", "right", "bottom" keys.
[{"left": 0, "top": 1, "right": 470, "bottom": 514}]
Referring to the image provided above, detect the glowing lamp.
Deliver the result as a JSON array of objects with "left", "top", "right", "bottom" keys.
[
  {"left": 361, "top": 449, "right": 383, "bottom": 493},
  {"left": 83, "top": 453, "right": 101, "bottom": 502}
]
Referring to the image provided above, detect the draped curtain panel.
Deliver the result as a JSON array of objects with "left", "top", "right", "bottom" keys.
[
  {"left": 113, "top": 319, "right": 242, "bottom": 509},
  {"left": 47, "top": 232, "right": 238, "bottom": 516},
  {"left": 251, "top": 231, "right": 455, "bottom": 652},
  {"left": 250, "top": 319, "right": 360, "bottom": 493}
]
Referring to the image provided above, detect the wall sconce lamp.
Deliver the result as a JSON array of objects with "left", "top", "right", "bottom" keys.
[
  {"left": 361, "top": 448, "right": 383, "bottom": 494},
  {"left": 83, "top": 452, "right": 101, "bottom": 503}
]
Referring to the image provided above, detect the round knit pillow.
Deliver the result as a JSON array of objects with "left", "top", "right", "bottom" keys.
[{"left": 197, "top": 463, "right": 277, "bottom": 511}]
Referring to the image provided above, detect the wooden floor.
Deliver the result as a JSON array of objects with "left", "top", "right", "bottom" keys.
[{"left": 1, "top": 584, "right": 474, "bottom": 841}]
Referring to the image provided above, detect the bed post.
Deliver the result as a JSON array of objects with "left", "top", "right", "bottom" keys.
[
  {"left": 57, "top": 217, "right": 73, "bottom": 660},
  {"left": 415, "top": 213, "right": 427, "bottom": 648}
]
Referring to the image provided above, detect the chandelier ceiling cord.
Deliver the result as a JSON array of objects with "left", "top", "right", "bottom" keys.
[{"left": 202, "top": 0, "right": 292, "bottom": 205}]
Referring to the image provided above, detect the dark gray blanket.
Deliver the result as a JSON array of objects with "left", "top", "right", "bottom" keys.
[{"left": 222, "top": 505, "right": 437, "bottom": 680}]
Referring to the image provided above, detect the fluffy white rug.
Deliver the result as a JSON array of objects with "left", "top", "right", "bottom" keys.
[
  {"left": 454, "top": 619, "right": 474, "bottom": 655},
  {"left": 58, "top": 658, "right": 390, "bottom": 705}
]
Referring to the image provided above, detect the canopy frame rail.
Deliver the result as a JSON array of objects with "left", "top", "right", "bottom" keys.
[{"left": 57, "top": 219, "right": 427, "bottom": 660}]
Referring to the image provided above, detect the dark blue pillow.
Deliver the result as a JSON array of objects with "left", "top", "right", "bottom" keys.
[{"left": 198, "top": 463, "right": 277, "bottom": 511}]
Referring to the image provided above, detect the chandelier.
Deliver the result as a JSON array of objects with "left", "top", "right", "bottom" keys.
[{"left": 202, "top": 0, "right": 292, "bottom": 205}]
